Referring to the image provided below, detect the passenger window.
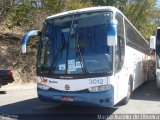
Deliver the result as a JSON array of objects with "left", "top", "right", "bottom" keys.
[{"left": 115, "top": 13, "right": 125, "bottom": 72}]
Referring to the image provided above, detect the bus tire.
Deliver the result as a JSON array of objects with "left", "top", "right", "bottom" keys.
[{"left": 121, "top": 78, "right": 132, "bottom": 105}]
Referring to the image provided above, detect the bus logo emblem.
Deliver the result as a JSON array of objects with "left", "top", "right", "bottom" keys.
[
  {"left": 65, "top": 85, "right": 70, "bottom": 90},
  {"left": 40, "top": 77, "right": 48, "bottom": 84}
]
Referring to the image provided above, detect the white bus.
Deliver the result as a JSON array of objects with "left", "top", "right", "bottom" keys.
[{"left": 21, "top": 6, "right": 150, "bottom": 107}]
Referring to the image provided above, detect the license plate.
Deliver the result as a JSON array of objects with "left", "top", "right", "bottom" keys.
[{"left": 61, "top": 96, "right": 74, "bottom": 102}]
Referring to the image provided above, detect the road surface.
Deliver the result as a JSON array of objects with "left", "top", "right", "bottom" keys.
[{"left": 0, "top": 81, "right": 160, "bottom": 120}]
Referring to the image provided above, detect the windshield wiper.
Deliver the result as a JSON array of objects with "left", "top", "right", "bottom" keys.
[
  {"left": 76, "top": 34, "right": 88, "bottom": 74},
  {"left": 65, "top": 14, "right": 75, "bottom": 74},
  {"left": 65, "top": 13, "right": 88, "bottom": 74}
]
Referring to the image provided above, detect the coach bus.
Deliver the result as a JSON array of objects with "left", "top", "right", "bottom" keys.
[
  {"left": 150, "top": 27, "right": 160, "bottom": 88},
  {"left": 21, "top": 6, "right": 150, "bottom": 107}
]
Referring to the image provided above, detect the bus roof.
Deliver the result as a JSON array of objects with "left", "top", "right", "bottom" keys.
[{"left": 46, "top": 6, "right": 118, "bottom": 20}]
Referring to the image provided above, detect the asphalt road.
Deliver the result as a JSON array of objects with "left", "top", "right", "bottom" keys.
[{"left": 0, "top": 80, "right": 160, "bottom": 120}]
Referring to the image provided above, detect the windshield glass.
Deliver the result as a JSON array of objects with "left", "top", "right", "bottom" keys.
[{"left": 37, "top": 11, "right": 113, "bottom": 75}]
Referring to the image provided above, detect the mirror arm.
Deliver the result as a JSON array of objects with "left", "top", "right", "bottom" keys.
[{"left": 21, "top": 30, "right": 38, "bottom": 53}]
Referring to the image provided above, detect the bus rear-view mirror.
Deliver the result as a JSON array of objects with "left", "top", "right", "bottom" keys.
[
  {"left": 107, "top": 19, "right": 118, "bottom": 46},
  {"left": 21, "top": 30, "right": 38, "bottom": 53}
]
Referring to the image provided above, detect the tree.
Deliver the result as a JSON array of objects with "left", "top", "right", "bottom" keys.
[
  {"left": 42, "top": 0, "right": 92, "bottom": 14},
  {"left": 124, "top": 0, "right": 157, "bottom": 39},
  {"left": 90, "top": 0, "right": 128, "bottom": 12},
  {"left": 0, "top": 0, "right": 14, "bottom": 22},
  {"left": 64, "top": 0, "right": 91, "bottom": 10},
  {"left": 42, "top": 0, "right": 64, "bottom": 14},
  {"left": 10, "top": 0, "right": 35, "bottom": 26}
]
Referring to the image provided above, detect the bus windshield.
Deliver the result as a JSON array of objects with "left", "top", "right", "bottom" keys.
[{"left": 37, "top": 11, "right": 113, "bottom": 75}]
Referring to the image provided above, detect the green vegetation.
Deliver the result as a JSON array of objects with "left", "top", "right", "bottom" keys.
[
  {"left": 10, "top": 1, "right": 35, "bottom": 26},
  {"left": 0, "top": 0, "right": 159, "bottom": 40},
  {"left": 0, "top": 0, "right": 14, "bottom": 22},
  {"left": 123, "top": 0, "right": 157, "bottom": 40}
]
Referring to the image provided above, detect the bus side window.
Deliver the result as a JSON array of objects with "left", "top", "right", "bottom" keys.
[{"left": 115, "top": 13, "right": 125, "bottom": 73}]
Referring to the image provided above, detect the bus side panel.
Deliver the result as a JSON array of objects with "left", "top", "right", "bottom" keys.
[
  {"left": 125, "top": 46, "right": 148, "bottom": 90},
  {"left": 113, "top": 45, "right": 148, "bottom": 105}
]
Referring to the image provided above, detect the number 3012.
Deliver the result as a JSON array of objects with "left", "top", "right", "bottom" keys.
[{"left": 89, "top": 79, "right": 104, "bottom": 84}]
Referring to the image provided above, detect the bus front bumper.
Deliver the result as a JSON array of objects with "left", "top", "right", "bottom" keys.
[{"left": 37, "top": 88, "right": 114, "bottom": 107}]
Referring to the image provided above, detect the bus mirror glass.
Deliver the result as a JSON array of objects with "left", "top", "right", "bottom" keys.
[
  {"left": 150, "top": 36, "right": 156, "bottom": 49},
  {"left": 107, "top": 19, "right": 118, "bottom": 46}
]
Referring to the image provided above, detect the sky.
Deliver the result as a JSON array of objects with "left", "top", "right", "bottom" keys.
[{"left": 156, "top": 0, "right": 160, "bottom": 7}]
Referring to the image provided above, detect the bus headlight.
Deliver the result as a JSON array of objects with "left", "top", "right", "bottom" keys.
[
  {"left": 37, "top": 83, "right": 50, "bottom": 90},
  {"left": 88, "top": 85, "right": 112, "bottom": 92}
]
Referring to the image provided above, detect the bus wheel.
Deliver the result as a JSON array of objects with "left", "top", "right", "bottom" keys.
[{"left": 121, "top": 81, "right": 132, "bottom": 105}]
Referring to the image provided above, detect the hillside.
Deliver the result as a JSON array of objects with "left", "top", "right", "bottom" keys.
[{"left": 0, "top": 23, "right": 37, "bottom": 84}]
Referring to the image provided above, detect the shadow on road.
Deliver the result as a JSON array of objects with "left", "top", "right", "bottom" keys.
[
  {"left": 0, "top": 97, "right": 118, "bottom": 120},
  {"left": 131, "top": 81, "right": 160, "bottom": 101},
  {"left": 1, "top": 81, "right": 159, "bottom": 119}
]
